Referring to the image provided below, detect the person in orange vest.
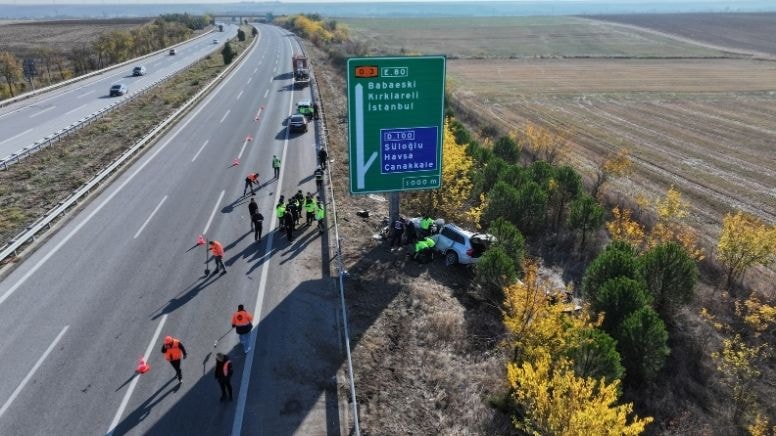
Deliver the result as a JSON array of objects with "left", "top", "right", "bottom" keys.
[
  {"left": 209, "top": 240, "right": 227, "bottom": 275},
  {"left": 244, "top": 172, "right": 259, "bottom": 196},
  {"left": 160, "top": 336, "right": 188, "bottom": 382},
  {"left": 215, "top": 353, "right": 233, "bottom": 401},
  {"left": 231, "top": 304, "right": 254, "bottom": 354}
]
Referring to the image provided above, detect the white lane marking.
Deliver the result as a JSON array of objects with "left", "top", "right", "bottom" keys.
[
  {"left": 236, "top": 90, "right": 243, "bottom": 100},
  {"left": 106, "top": 314, "right": 167, "bottom": 436},
  {"left": 77, "top": 90, "right": 96, "bottom": 99},
  {"left": 237, "top": 138, "right": 249, "bottom": 160},
  {"left": 220, "top": 109, "right": 231, "bottom": 123},
  {"left": 0, "top": 43, "right": 254, "bottom": 308},
  {"left": 246, "top": 77, "right": 252, "bottom": 85},
  {"left": 263, "top": 89, "right": 268, "bottom": 99},
  {"left": 232, "top": 35, "right": 295, "bottom": 436},
  {"left": 253, "top": 67, "right": 257, "bottom": 74},
  {"left": 64, "top": 104, "right": 86, "bottom": 116},
  {"left": 203, "top": 190, "right": 225, "bottom": 235},
  {"left": 0, "top": 325, "right": 69, "bottom": 419},
  {"left": 273, "top": 66, "right": 277, "bottom": 73},
  {"left": 133, "top": 195, "right": 168, "bottom": 239},
  {"left": 191, "top": 139, "right": 209, "bottom": 162},
  {"left": 28, "top": 106, "right": 56, "bottom": 118},
  {"left": 0, "top": 128, "right": 33, "bottom": 145}
]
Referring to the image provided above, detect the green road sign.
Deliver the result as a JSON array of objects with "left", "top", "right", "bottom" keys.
[{"left": 347, "top": 56, "right": 446, "bottom": 194}]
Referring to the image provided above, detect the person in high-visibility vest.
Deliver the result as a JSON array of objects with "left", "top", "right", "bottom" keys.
[
  {"left": 276, "top": 202, "right": 286, "bottom": 231},
  {"left": 419, "top": 215, "right": 434, "bottom": 237},
  {"left": 209, "top": 240, "right": 227, "bottom": 275},
  {"left": 315, "top": 201, "right": 326, "bottom": 234},
  {"left": 272, "top": 155, "right": 281, "bottom": 179},
  {"left": 304, "top": 193, "right": 316, "bottom": 226},
  {"left": 214, "top": 353, "right": 233, "bottom": 401},
  {"left": 243, "top": 172, "right": 258, "bottom": 195},
  {"left": 161, "top": 336, "right": 188, "bottom": 382},
  {"left": 231, "top": 304, "right": 254, "bottom": 354}
]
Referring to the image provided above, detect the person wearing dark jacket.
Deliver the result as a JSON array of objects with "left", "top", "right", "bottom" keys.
[
  {"left": 252, "top": 211, "right": 264, "bottom": 241},
  {"left": 283, "top": 210, "right": 294, "bottom": 241},
  {"left": 214, "top": 353, "right": 233, "bottom": 401},
  {"left": 248, "top": 196, "right": 258, "bottom": 230},
  {"left": 318, "top": 148, "right": 328, "bottom": 170}
]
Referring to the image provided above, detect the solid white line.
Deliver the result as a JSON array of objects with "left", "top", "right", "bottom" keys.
[
  {"left": 0, "top": 41, "right": 254, "bottom": 308},
  {"left": 64, "top": 104, "right": 86, "bottom": 116},
  {"left": 219, "top": 109, "right": 230, "bottom": 123},
  {"left": 273, "top": 66, "right": 277, "bottom": 73},
  {"left": 191, "top": 139, "right": 209, "bottom": 162},
  {"left": 246, "top": 77, "right": 252, "bottom": 85},
  {"left": 203, "top": 190, "right": 225, "bottom": 235},
  {"left": 237, "top": 139, "right": 249, "bottom": 160},
  {"left": 231, "top": 35, "right": 295, "bottom": 436},
  {"left": 0, "top": 325, "right": 69, "bottom": 419},
  {"left": 77, "top": 90, "right": 96, "bottom": 99},
  {"left": 253, "top": 67, "right": 257, "bottom": 74},
  {"left": 133, "top": 195, "right": 168, "bottom": 239},
  {"left": 0, "top": 128, "right": 33, "bottom": 145},
  {"left": 236, "top": 90, "right": 243, "bottom": 100},
  {"left": 29, "top": 106, "right": 56, "bottom": 118},
  {"left": 106, "top": 314, "right": 167, "bottom": 436},
  {"left": 263, "top": 89, "right": 268, "bottom": 98}
]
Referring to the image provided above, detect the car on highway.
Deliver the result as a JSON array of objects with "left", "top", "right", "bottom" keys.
[
  {"left": 297, "top": 100, "right": 314, "bottom": 119},
  {"left": 213, "top": 39, "right": 220, "bottom": 44},
  {"left": 169, "top": 48, "right": 176, "bottom": 55},
  {"left": 409, "top": 218, "right": 495, "bottom": 266},
  {"left": 288, "top": 114, "right": 308, "bottom": 133},
  {"left": 109, "top": 83, "right": 128, "bottom": 97},
  {"left": 132, "top": 66, "right": 146, "bottom": 76}
]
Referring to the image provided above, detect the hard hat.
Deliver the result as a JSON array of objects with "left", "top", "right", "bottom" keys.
[{"left": 164, "top": 336, "right": 173, "bottom": 344}]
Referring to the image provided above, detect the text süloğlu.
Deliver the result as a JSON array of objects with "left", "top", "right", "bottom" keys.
[{"left": 367, "top": 80, "right": 419, "bottom": 112}]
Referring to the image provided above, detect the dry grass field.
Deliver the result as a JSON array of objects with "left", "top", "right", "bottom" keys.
[{"left": 0, "top": 18, "right": 150, "bottom": 57}]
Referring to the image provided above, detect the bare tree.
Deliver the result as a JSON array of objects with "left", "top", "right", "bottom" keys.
[{"left": 0, "top": 51, "right": 23, "bottom": 97}]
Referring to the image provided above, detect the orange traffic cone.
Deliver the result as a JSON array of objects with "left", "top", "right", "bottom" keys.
[
  {"left": 136, "top": 357, "right": 150, "bottom": 374},
  {"left": 246, "top": 135, "right": 253, "bottom": 142},
  {"left": 232, "top": 158, "right": 240, "bottom": 166},
  {"left": 196, "top": 234, "right": 206, "bottom": 245}
]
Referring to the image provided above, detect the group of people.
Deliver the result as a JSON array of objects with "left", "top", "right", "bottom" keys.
[
  {"left": 160, "top": 304, "right": 254, "bottom": 402},
  {"left": 275, "top": 190, "right": 326, "bottom": 241},
  {"left": 388, "top": 215, "right": 438, "bottom": 263}
]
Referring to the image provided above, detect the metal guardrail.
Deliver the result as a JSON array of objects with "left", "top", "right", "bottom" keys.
[
  {"left": 0, "top": 28, "right": 216, "bottom": 109},
  {"left": 0, "top": 30, "right": 258, "bottom": 265},
  {"left": 0, "top": 31, "right": 227, "bottom": 171},
  {"left": 307, "top": 41, "right": 362, "bottom": 436}
]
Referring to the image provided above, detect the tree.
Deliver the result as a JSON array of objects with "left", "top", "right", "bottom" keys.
[
  {"left": 648, "top": 185, "right": 704, "bottom": 260},
  {"left": 716, "top": 211, "right": 776, "bottom": 291},
  {"left": 712, "top": 334, "right": 765, "bottom": 423},
  {"left": 482, "top": 181, "right": 519, "bottom": 228},
  {"left": 252, "top": 27, "right": 258, "bottom": 37},
  {"left": 615, "top": 306, "right": 669, "bottom": 384},
  {"left": 566, "top": 327, "right": 625, "bottom": 384},
  {"left": 522, "top": 123, "right": 567, "bottom": 164},
  {"left": 493, "top": 135, "right": 519, "bottom": 164},
  {"left": 507, "top": 354, "right": 651, "bottom": 435},
  {"left": 606, "top": 207, "right": 646, "bottom": 249},
  {"left": 639, "top": 242, "right": 697, "bottom": 316},
  {"left": 488, "top": 218, "right": 525, "bottom": 277},
  {"left": 582, "top": 242, "right": 641, "bottom": 300},
  {"left": 568, "top": 194, "right": 604, "bottom": 252},
  {"left": 593, "top": 148, "right": 633, "bottom": 199},
  {"left": 514, "top": 181, "right": 548, "bottom": 236},
  {"left": 550, "top": 165, "right": 582, "bottom": 230},
  {"left": 475, "top": 246, "right": 516, "bottom": 303},
  {"left": 237, "top": 28, "right": 246, "bottom": 41},
  {"left": 221, "top": 42, "right": 236, "bottom": 65},
  {"left": 0, "top": 51, "right": 23, "bottom": 97},
  {"left": 593, "top": 277, "right": 652, "bottom": 333}
]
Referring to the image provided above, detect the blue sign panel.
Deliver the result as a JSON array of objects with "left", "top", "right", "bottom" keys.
[{"left": 379, "top": 126, "right": 439, "bottom": 175}]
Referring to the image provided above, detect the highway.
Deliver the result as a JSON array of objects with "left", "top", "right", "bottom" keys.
[
  {"left": 0, "top": 24, "right": 342, "bottom": 436},
  {"left": 0, "top": 24, "right": 237, "bottom": 162}
]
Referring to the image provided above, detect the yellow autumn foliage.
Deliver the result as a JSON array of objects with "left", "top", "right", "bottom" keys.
[
  {"left": 648, "top": 186, "right": 704, "bottom": 260},
  {"left": 606, "top": 207, "right": 646, "bottom": 248},
  {"left": 717, "top": 211, "right": 776, "bottom": 289}
]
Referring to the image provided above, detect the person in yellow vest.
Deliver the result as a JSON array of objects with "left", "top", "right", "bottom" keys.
[
  {"left": 276, "top": 201, "right": 286, "bottom": 231},
  {"left": 161, "top": 336, "right": 188, "bottom": 382},
  {"left": 215, "top": 353, "right": 233, "bottom": 402},
  {"left": 304, "top": 193, "right": 316, "bottom": 226},
  {"left": 231, "top": 304, "right": 254, "bottom": 354},
  {"left": 419, "top": 215, "right": 434, "bottom": 237},
  {"left": 315, "top": 200, "right": 326, "bottom": 234}
]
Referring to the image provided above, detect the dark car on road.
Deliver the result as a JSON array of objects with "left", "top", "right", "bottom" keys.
[
  {"left": 288, "top": 114, "right": 308, "bottom": 133},
  {"left": 109, "top": 83, "right": 128, "bottom": 97}
]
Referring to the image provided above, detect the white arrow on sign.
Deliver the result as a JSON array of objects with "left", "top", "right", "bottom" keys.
[{"left": 355, "top": 83, "right": 377, "bottom": 190}]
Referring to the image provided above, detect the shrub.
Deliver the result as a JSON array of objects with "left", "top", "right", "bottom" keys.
[
  {"left": 221, "top": 42, "right": 235, "bottom": 65},
  {"left": 237, "top": 29, "right": 246, "bottom": 41},
  {"left": 474, "top": 246, "right": 516, "bottom": 303},
  {"left": 639, "top": 241, "right": 698, "bottom": 316},
  {"left": 493, "top": 135, "right": 519, "bottom": 164}
]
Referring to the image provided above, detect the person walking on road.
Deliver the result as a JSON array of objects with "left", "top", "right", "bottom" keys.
[
  {"left": 243, "top": 172, "right": 259, "bottom": 195},
  {"left": 318, "top": 148, "right": 328, "bottom": 170},
  {"left": 231, "top": 304, "right": 254, "bottom": 354},
  {"left": 272, "top": 155, "right": 281, "bottom": 179},
  {"left": 314, "top": 166, "right": 324, "bottom": 192},
  {"left": 161, "top": 336, "right": 187, "bottom": 382},
  {"left": 215, "top": 353, "right": 233, "bottom": 402},
  {"left": 252, "top": 210, "right": 264, "bottom": 241},
  {"left": 209, "top": 240, "right": 227, "bottom": 275}
]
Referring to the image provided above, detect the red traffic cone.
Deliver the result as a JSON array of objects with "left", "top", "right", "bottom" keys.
[
  {"left": 232, "top": 158, "right": 240, "bottom": 166},
  {"left": 196, "top": 234, "right": 206, "bottom": 245},
  {"left": 246, "top": 135, "right": 253, "bottom": 142},
  {"left": 136, "top": 357, "right": 150, "bottom": 374}
]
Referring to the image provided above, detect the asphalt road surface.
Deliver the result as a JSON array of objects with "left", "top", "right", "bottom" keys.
[
  {"left": 0, "top": 25, "right": 238, "bottom": 161},
  {"left": 0, "top": 24, "right": 343, "bottom": 436}
]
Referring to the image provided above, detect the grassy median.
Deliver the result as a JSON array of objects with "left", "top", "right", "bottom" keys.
[{"left": 0, "top": 26, "right": 254, "bottom": 258}]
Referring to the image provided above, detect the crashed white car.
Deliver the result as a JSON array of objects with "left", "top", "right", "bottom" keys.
[{"left": 409, "top": 218, "right": 495, "bottom": 266}]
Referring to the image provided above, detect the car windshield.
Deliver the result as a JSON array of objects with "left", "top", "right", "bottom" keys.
[
  {"left": 290, "top": 115, "right": 304, "bottom": 122},
  {"left": 111, "top": 85, "right": 122, "bottom": 89}
]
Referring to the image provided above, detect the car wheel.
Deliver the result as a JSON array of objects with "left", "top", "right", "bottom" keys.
[{"left": 445, "top": 251, "right": 458, "bottom": 267}]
